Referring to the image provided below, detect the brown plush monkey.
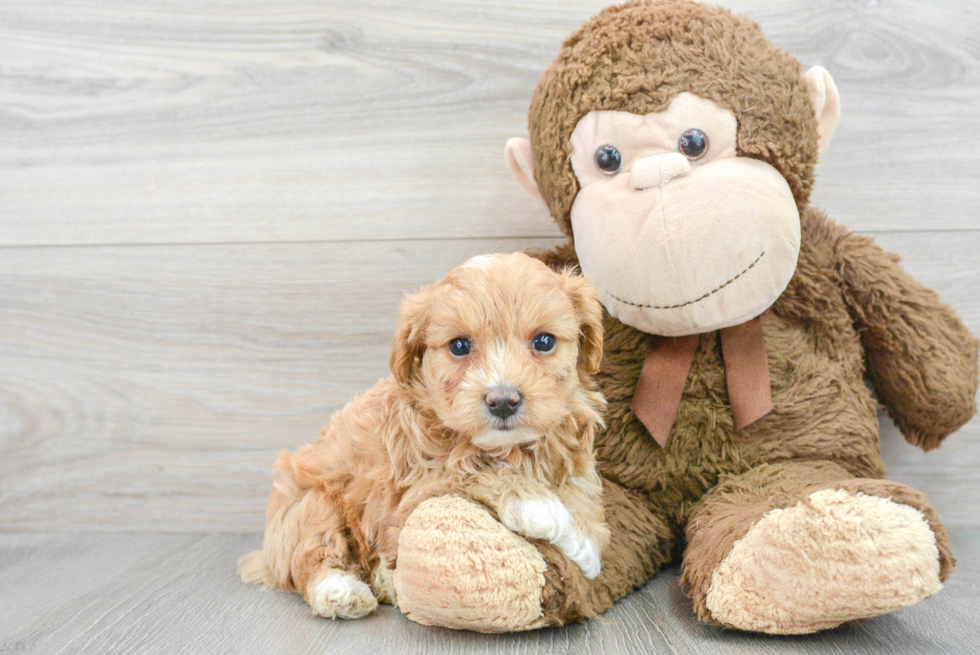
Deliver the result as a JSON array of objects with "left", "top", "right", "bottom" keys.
[{"left": 390, "top": 0, "right": 979, "bottom": 634}]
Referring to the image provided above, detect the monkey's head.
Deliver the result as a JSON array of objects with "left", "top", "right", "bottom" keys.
[{"left": 506, "top": 0, "right": 840, "bottom": 336}]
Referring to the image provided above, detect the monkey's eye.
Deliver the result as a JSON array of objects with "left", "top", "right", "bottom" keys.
[
  {"left": 594, "top": 145, "right": 622, "bottom": 175},
  {"left": 678, "top": 129, "right": 708, "bottom": 160},
  {"left": 449, "top": 337, "right": 472, "bottom": 357},
  {"left": 531, "top": 333, "right": 557, "bottom": 354}
]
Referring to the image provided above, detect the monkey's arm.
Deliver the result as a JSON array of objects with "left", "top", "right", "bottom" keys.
[{"left": 836, "top": 229, "right": 979, "bottom": 450}]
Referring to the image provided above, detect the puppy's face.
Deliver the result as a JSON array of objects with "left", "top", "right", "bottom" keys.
[{"left": 391, "top": 253, "right": 603, "bottom": 450}]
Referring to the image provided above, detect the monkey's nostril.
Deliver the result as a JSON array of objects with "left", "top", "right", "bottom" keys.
[{"left": 485, "top": 387, "right": 523, "bottom": 420}]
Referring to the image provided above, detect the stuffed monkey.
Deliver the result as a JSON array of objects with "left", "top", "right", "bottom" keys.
[{"left": 391, "top": 0, "right": 979, "bottom": 634}]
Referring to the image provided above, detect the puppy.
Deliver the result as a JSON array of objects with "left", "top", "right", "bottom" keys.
[{"left": 239, "top": 252, "right": 609, "bottom": 620}]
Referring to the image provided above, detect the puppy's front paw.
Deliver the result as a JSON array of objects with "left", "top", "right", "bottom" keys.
[
  {"left": 500, "top": 497, "right": 602, "bottom": 580},
  {"left": 310, "top": 572, "right": 378, "bottom": 619},
  {"left": 500, "top": 496, "right": 568, "bottom": 542},
  {"left": 555, "top": 531, "right": 601, "bottom": 580}
]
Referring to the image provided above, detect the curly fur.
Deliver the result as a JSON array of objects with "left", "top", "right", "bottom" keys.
[{"left": 239, "top": 253, "right": 610, "bottom": 615}]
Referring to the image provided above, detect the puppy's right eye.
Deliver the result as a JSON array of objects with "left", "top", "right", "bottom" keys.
[{"left": 449, "top": 337, "right": 472, "bottom": 357}]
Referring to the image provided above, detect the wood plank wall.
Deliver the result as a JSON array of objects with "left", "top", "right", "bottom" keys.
[{"left": 1, "top": 0, "right": 978, "bottom": 533}]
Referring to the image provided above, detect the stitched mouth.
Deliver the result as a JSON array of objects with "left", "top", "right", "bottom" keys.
[{"left": 608, "top": 250, "right": 765, "bottom": 310}]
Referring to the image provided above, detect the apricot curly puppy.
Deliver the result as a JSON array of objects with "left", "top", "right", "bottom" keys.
[{"left": 239, "top": 252, "right": 610, "bottom": 619}]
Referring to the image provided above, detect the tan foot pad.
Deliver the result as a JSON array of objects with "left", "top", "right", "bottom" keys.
[
  {"left": 394, "top": 495, "right": 548, "bottom": 633},
  {"left": 705, "top": 489, "right": 943, "bottom": 634}
]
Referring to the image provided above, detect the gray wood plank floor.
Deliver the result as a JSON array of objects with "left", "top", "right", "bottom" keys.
[
  {"left": 2, "top": 0, "right": 979, "bottom": 652},
  {"left": 2, "top": 531, "right": 978, "bottom": 655}
]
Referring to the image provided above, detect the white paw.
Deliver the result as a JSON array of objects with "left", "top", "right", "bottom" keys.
[
  {"left": 500, "top": 497, "right": 569, "bottom": 541},
  {"left": 500, "top": 497, "right": 602, "bottom": 580},
  {"left": 311, "top": 572, "right": 378, "bottom": 619},
  {"left": 555, "top": 531, "right": 602, "bottom": 580}
]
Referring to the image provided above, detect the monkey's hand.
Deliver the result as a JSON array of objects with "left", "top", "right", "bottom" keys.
[{"left": 837, "top": 228, "right": 979, "bottom": 450}]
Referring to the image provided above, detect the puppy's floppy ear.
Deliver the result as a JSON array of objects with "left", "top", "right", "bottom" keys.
[
  {"left": 390, "top": 289, "right": 430, "bottom": 385},
  {"left": 562, "top": 271, "right": 604, "bottom": 375}
]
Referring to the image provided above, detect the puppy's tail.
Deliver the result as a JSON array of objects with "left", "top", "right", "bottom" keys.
[{"left": 238, "top": 550, "right": 277, "bottom": 589}]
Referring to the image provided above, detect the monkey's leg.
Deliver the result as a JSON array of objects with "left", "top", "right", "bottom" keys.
[
  {"left": 681, "top": 460, "right": 953, "bottom": 634},
  {"left": 393, "top": 479, "right": 673, "bottom": 632}
]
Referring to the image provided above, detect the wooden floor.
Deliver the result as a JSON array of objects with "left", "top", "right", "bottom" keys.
[
  {"left": 3, "top": 531, "right": 979, "bottom": 654},
  {"left": 1, "top": 0, "right": 978, "bottom": 653}
]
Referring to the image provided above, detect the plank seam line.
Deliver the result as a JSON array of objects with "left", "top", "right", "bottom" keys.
[{"left": 0, "top": 229, "right": 977, "bottom": 250}]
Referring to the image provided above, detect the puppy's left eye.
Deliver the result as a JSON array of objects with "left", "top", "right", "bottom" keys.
[
  {"left": 531, "top": 333, "right": 557, "bottom": 354},
  {"left": 449, "top": 337, "right": 472, "bottom": 357}
]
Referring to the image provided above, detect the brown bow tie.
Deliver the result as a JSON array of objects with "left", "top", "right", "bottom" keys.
[{"left": 629, "top": 316, "right": 772, "bottom": 448}]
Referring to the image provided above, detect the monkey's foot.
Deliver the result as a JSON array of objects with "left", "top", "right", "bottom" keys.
[
  {"left": 704, "top": 488, "right": 944, "bottom": 634},
  {"left": 393, "top": 495, "right": 550, "bottom": 632}
]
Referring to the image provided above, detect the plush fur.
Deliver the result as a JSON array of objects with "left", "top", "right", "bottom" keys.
[
  {"left": 529, "top": 0, "right": 819, "bottom": 237},
  {"left": 239, "top": 253, "right": 610, "bottom": 617},
  {"left": 517, "top": 207, "right": 975, "bottom": 629},
  {"left": 704, "top": 488, "right": 943, "bottom": 633},
  {"left": 391, "top": 0, "right": 979, "bottom": 634}
]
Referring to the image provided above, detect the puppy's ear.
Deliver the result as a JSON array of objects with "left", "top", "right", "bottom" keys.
[
  {"left": 562, "top": 271, "right": 604, "bottom": 375},
  {"left": 390, "top": 290, "right": 430, "bottom": 385}
]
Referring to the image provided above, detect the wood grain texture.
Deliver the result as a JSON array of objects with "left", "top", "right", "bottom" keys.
[
  {"left": 1, "top": 530, "right": 978, "bottom": 654},
  {"left": 1, "top": 0, "right": 979, "bottom": 247},
  {"left": 0, "top": 237, "right": 559, "bottom": 532},
  {"left": 1, "top": 0, "right": 979, "bottom": 651},
  {"left": 0, "top": 233, "right": 977, "bottom": 533}
]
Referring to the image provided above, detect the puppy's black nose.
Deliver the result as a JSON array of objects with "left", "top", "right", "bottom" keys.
[{"left": 485, "top": 387, "right": 523, "bottom": 419}]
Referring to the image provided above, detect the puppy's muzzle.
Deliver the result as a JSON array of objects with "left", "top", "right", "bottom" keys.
[{"left": 485, "top": 386, "right": 523, "bottom": 420}]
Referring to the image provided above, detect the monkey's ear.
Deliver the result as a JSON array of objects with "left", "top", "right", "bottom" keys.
[
  {"left": 505, "top": 137, "right": 544, "bottom": 202},
  {"left": 803, "top": 66, "right": 841, "bottom": 154},
  {"left": 390, "top": 291, "right": 429, "bottom": 386}
]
